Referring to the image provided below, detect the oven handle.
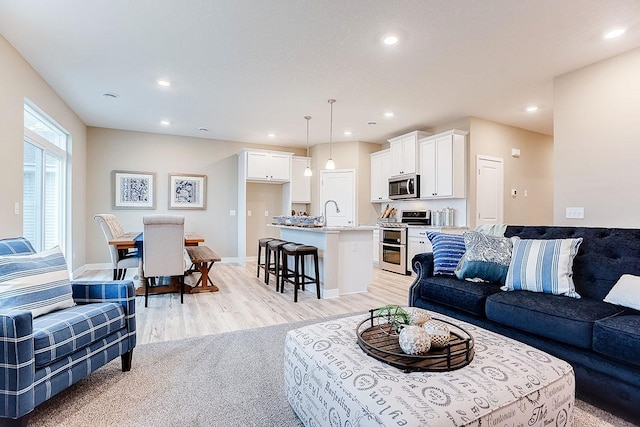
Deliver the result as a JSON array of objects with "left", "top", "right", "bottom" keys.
[{"left": 381, "top": 242, "right": 404, "bottom": 248}]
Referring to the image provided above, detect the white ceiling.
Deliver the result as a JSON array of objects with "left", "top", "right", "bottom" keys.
[{"left": 1, "top": 1, "right": 639, "bottom": 147}]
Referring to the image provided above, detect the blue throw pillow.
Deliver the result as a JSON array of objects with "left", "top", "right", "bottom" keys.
[
  {"left": 427, "top": 232, "right": 466, "bottom": 276},
  {"left": 0, "top": 247, "right": 75, "bottom": 317},
  {"left": 455, "top": 231, "right": 513, "bottom": 284},
  {"left": 502, "top": 237, "right": 583, "bottom": 298}
]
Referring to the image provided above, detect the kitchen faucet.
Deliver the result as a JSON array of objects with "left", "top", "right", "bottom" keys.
[{"left": 323, "top": 199, "right": 340, "bottom": 227}]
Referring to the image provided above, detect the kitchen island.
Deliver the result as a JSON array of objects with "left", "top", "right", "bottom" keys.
[{"left": 270, "top": 225, "right": 376, "bottom": 298}]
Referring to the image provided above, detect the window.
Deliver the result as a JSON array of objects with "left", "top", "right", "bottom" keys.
[{"left": 23, "top": 103, "right": 68, "bottom": 252}]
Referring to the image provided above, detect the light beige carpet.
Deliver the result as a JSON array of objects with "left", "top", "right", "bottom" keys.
[{"left": 26, "top": 319, "right": 637, "bottom": 426}]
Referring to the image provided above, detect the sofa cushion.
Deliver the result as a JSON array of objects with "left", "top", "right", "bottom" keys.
[
  {"left": 593, "top": 315, "right": 640, "bottom": 367},
  {"left": 427, "top": 232, "right": 466, "bottom": 276},
  {"left": 486, "top": 291, "right": 624, "bottom": 348},
  {"left": 455, "top": 231, "right": 512, "bottom": 284},
  {"left": 0, "top": 247, "right": 76, "bottom": 317},
  {"left": 0, "top": 237, "right": 36, "bottom": 255},
  {"left": 416, "top": 274, "right": 502, "bottom": 316},
  {"left": 502, "top": 237, "right": 583, "bottom": 298},
  {"left": 32, "top": 302, "right": 126, "bottom": 367}
]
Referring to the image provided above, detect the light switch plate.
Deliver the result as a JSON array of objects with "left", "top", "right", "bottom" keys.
[{"left": 565, "top": 207, "right": 585, "bottom": 219}]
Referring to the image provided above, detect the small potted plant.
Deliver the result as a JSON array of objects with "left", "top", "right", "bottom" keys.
[{"left": 375, "top": 305, "right": 410, "bottom": 335}]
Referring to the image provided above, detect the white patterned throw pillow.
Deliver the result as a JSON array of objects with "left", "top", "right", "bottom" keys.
[
  {"left": 604, "top": 274, "right": 640, "bottom": 311},
  {"left": 0, "top": 247, "right": 75, "bottom": 317},
  {"left": 502, "top": 237, "right": 583, "bottom": 298}
]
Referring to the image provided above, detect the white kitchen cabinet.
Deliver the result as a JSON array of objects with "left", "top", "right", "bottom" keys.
[
  {"left": 370, "top": 149, "right": 391, "bottom": 202},
  {"left": 419, "top": 129, "right": 467, "bottom": 199},
  {"left": 291, "top": 156, "right": 311, "bottom": 203},
  {"left": 388, "top": 131, "right": 431, "bottom": 176},
  {"left": 245, "top": 150, "right": 292, "bottom": 182},
  {"left": 407, "top": 228, "right": 432, "bottom": 274}
]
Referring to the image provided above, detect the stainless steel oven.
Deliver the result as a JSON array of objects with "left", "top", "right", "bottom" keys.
[
  {"left": 378, "top": 210, "right": 430, "bottom": 275},
  {"left": 379, "top": 226, "right": 408, "bottom": 275}
]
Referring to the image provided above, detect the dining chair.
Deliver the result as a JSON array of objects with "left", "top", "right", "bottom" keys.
[
  {"left": 94, "top": 214, "right": 139, "bottom": 280},
  {"left": 142, "top": 214, "right": 186, "bottom": 307}
]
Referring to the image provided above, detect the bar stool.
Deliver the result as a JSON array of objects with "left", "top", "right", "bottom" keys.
[
  {"left": 280, "top": 243, "right": 321, "bottom": 302},
  {"left": 256, "top": 237, "right": 275, "bottom": 278},
  {"left": 265, "top": 239, "right": 288, "bottom": 289}
]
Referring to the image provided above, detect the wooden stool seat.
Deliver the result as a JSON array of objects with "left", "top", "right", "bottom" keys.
[
  {"left": 265, "top": 239, "right": 288, "bottom": 289},
  {"left": 281, "top": 243, "right": 321, "bottom": 302},
  {"left": 257, "top": 237, "right": 276, "bottom": 279}
]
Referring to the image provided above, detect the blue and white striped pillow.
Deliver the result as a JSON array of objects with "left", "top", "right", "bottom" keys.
[
  {"left": 0, "top": 247, "right": 75, "bottom": 317},
  {"left": 427, "top": 232, "right": 466, "bottom": 276},
  {"left": 502, "top": 237, "right": 583, "bottom": 298},
  {"left": 0, "top": 237, "right": 36, "bottom": 255}
]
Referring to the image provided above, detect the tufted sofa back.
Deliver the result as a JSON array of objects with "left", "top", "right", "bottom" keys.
[{"left": 504, "top": 226, "right": 640, "bottom": 301}]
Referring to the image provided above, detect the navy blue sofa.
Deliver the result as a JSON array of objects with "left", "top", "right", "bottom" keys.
[{"left": 409, "top": 226, "right": 640, "bottom": 422}]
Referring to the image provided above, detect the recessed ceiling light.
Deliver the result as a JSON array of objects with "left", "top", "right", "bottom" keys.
[
  {"left": 157, "top": 79, "right": 171, "bottom": 87},
  {"left": 160, "top": 120, "right": 170, "bottom": 126},
  {"left": 268, "top": 133, "right": 276, "bottom": 138},
  {"left": 526, "top": 105, "right": 539, "bottom": 113},
  {"left": 102, "top": 93, "right": 118, "bottom": 99},
  {"left": 384, "top": 112, "right": 394, "bottom": 118},
  {"left": 344, "top": 131, "right": 352, "bottom": 136},
  {"left": 198, "top": 127, "right": 209, "bottom": 132},
  {"left": 603, "top": 28, "right": 626, "bottom": 39},
  {"left": 382, "top": 34, "right": 399, "bottom": 45}
]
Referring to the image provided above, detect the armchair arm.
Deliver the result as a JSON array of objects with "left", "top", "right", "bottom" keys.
[
  {"left": 0, "top": 309, "right": 35, "bottom": 419},
  {"left": 71, "top": 281, "right": 136, "bottom": 350},
  {"left": 408, "top": 252, "right": 435, "bottom": 307}
]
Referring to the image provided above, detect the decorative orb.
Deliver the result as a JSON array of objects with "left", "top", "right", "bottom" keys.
[
  {"left": 428, "top": 329, "right": 450, "bottom": 348},
  {"left": 398, "top": 325, "right": 431, "bottom": 355},
  {"left": 422, "top": 320, "right": 451, "bottom": 349},
  {"left": 407, "top": 307, "right": 431, "bottom": 326}
]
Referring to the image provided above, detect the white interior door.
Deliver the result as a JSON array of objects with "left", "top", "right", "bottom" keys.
[
  {"left": 476, "top": 155, "right": 504, "bottom": 225},
  {"left": 320, "top": 170, "right": 355, "bottom": 226}
]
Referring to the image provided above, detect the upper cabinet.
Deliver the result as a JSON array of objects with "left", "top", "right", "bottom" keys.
[
  {"left": 419, "top": 130, "right": 468, "bottom": 199},
  {"left": 245, "top": 150, "right": 292, "bottom": 182},
  {"left": 370, "top": 149, "right": 391, "bottom": 202},
  {"left": 388, "top": 131, "right": 431, "bottom": 176},
  {"left": 291, "top": 156, "right": 311, "bottom": 203}
]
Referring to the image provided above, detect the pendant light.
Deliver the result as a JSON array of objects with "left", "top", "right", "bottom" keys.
[
  {"left": 325, "top": 99, "right": 336, "bottom": 170},
  {"left": 303, "top": 115, "right": 313, "bottom": 177}
]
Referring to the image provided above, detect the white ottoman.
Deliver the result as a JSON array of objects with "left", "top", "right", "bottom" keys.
[{"left": 284, "top": 313, "right": 574, "bottom": 426}]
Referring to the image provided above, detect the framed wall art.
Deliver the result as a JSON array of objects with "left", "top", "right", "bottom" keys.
[
  {"left": 112, "top": 170, "right": 156, "bottom": 209},
  {"left": 169, "top": 173, "right": 207, "bottom": 210}
]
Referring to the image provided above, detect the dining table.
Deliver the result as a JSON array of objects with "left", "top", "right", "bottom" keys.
[{"left": 108, "top": 231, "right": 207, "bottom": 296}]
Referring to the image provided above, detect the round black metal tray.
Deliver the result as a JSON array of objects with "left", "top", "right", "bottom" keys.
[{"left": 356, "top": 310, "right": 475, "bottom": 372}]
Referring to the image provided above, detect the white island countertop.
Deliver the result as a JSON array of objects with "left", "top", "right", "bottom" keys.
[{"left": 269, "top": 224, "right": 374, "bottom": 298}]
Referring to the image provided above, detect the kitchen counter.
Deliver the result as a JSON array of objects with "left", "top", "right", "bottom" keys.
[{"left": 269, "top": 224, "right": 374, "bottom": 298}]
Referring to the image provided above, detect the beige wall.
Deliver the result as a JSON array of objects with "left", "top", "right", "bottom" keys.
[
  {"left": 245, "top": 183, "right": 282, "bottom": 256},
  {"left": 86, "top": 127, "right": 305, "bottom": 264},
  {"left": 468, "top": 117, "right": 554, "bottom": 228},
  {"left": 0, "top": 35, "right": 87, "bottom": 271},
  {"left": 554, "top": 48, "right": 640, "bottom": 227}
]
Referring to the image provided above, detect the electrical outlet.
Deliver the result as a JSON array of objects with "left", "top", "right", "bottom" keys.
[
  {"left": 14, "top": 202, "right": 19, "bottom": 215},
  {"left": 565, "top": 207, "right": 585, "bottom": 219},
  {"left": 264, "top": 210, "right": 269, "bottom": 216},
  {"left": 247, "top": 210, "right": 252, "bottom": 217}
]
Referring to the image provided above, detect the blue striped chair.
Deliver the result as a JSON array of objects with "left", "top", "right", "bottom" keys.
[{"left": 0, "top": 237, "right": 137, "bottom": 426}]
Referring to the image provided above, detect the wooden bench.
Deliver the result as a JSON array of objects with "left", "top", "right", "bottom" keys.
[{"left": 186, "top": 246, "right": 222, "bottom": 293}]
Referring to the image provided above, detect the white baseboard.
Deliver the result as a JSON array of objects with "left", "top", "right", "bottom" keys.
[{"left": 321, "top": 288, "right": 340, "bottom": 299}]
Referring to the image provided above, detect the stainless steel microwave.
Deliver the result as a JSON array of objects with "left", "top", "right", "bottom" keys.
[{"left": 389, "top": 174, "right": 420, "bottom": 200}]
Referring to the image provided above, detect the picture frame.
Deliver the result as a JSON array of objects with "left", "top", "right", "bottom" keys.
[
  {"left": 112, "top": 170, "right": 156, "bottom": 209},
  {"left": 169, "top": 173, "right": 207, "bottom": 210}
]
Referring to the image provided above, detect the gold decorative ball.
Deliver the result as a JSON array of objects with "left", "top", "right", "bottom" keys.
[
  {"left": 428, "top": 329, "right": 450, "bottom": 348},
  {"left": 407, "top": 307, "right": 432, "bottom": 326}
]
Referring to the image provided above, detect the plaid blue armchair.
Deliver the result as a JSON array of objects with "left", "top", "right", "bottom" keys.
[{"left": 0, "top": 238, "right": 136, "bottom": 426}]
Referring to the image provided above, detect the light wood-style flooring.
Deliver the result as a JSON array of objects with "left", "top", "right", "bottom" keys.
[{"left": 76, "top": 263, "right": 414, "bottom": 345}]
